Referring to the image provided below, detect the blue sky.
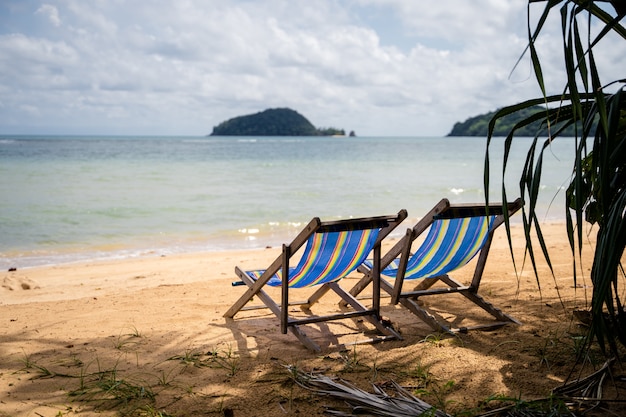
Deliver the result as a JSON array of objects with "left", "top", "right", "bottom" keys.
[{"left": 0, "top": 0, "right": 623, "bottom": 136}]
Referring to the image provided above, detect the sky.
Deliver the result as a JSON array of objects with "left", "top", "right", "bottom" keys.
[{"left": 0, "top": 0, "right": 624, "bottom": 137}]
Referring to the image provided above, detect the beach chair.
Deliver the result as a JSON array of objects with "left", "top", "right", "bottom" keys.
[
  {"left": 347, "top": 198, "right": 523, "bottom": 334},
  {"left": 223, "top": 210, "right": 407, "bottom": 352}
]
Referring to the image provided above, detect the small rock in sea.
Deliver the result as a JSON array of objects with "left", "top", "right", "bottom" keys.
[{"left": 8, "top": 267, "right": 17, "bottom": 272}]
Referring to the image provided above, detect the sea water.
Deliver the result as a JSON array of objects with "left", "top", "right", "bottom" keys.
[{"left": 0, "top": 135, "right": 575, "bottom": 269}]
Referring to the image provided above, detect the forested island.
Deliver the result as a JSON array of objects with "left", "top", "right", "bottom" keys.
[
  {"left": 448, "top": 105, "right": 584, "bottom": 137},
  {"left": 209, "top": 108, "right": 348, "bottom": 136}
]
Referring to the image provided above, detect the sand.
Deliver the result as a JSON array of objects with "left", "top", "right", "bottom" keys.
[{"left": 1, "top": 222, "right": 623, "bottom": 416}]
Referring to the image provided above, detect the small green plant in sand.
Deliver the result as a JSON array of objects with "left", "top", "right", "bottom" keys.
[
  {"left": 19, "top": 349, "right": 33, "bottom": 367},
  {"left": 127, "top": 325, "right": 142, "bottom": 338},
  {"left": 533, "top": 327, "right": 604, "bottom": 370},
  {"left": 536, "top": 332, "right": 559, "bottom": 369},
  {"left": 396, "top": 356, "right": 457, "bottom": 413},
  {"left": 401, "top": 357, "right": 436, "bottom": 389},
  {"left": 135, "top": 405, "right": 175, "bottom": 417},
  {"left": 413, "top": 379, "right": 457, "bottom": 414},
  {"left": 69, "top": 365, "right": 156, "bottom": 413},
  {"left": 155, "top": 367, "right": 178, "bottom": 387},
  {"left": 420, "top": 332, "right": 449, "bottom": 347},
  {"left": 18, "top": 350, "right": 73, "bottom": 379},
  {"left": 209, "top": 344, "right": 240, "bottom": 377},
  {"left": 168, "top": 344, "right": 240, "bottom": 377},
  {"left": 15, "top": 335, "right": 183, "bottom": 416},
  {"left": 275, "top": 364, "right": 312, "bottom": 413},
  {"left": 369, "top": 353, "right": 381, "bottom": 381},
  {"left": 338, "top": 344, "right": 369, "bottom": 372},
  {"left": 113, "top": 326, "right": 144, "bottom": 350},
  {"left": 169, "top": 348, "right": 206, "bottom": 368}
]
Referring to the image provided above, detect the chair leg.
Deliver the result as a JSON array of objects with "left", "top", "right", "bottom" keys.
[
  {"left": 329, "top": 282, "right": 401, "bottom": 341},
  {"left": 391, "top": 274, "right": 520, "bottom": 333},
  {"left": 438, "top": 275, "right": 520, "bottom": 324},
  {"left": 399, "top": 297, "right": 453, "bottom": 334},
  {"left": 342, "top": 269, "right": 396, "bottom": 308},
  {"left": 288, "top": 325, "right": 321, "bottom": 352},
  {"left": 303, "top": 282, "right": 333, "bottom": 309},
  {"left": 280, "top": 282, "right": 401, "bottom": 352},
  {"left": 348, "top": 270, "right": 373, "bottom": 298},
  {"left": 224, "top": 267, "right": 280, "bottom": 318},
  {"left": 338, "top": 271, "right": 372, "bottom": 308}
]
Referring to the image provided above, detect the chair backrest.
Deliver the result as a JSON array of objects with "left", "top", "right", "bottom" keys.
[
  {"left": 402, "top": 215, "right": 496, "bottom": 279},
  {"left": 281, "top": 228, "right": 380, "bottom": 288}
]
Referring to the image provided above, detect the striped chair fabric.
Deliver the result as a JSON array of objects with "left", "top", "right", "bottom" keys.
[
  {"left": 366, "top": 215, "right": 495, "bottom": 279},
  {"left": 244, "top": 228, "right": 380, "bottom": 288}
]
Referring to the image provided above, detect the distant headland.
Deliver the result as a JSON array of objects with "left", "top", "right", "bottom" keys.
[
  {"left": 209, "top": 108, "right": 355, "bottom": 136},
  {"left": 448, "top": 105, "right": 584, "bottom": 137}
]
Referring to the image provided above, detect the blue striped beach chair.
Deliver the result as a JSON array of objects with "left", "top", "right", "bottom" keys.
[
  {"left": 348, "top": 199, "right": 523, "bottom": 334},
  {"left": 224, "top": 210, "right": 407, "bottom": 352}
]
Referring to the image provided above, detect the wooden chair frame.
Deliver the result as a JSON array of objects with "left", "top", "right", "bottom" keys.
[
  {"left": 224, "top": 210, "right": 407, "bottom": 352},
  {"left": 347, "top": 199, "right": 523, "bottom": 334}
]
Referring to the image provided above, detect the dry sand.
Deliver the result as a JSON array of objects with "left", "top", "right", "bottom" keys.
[{"left": 1, "top": 222, "right": 624, "bottom": 416}]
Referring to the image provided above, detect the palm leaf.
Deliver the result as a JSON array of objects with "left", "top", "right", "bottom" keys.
[{"left": 486, "top": 0, "right": 626, "bottom": 355}]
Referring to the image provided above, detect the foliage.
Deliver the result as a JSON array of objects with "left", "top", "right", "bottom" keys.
[
  {"left": 485, "top": 1, "right": 626, "bottom": 354},
  {"left": 209, "top": 107, "right": 345, "bottom": 136},
  {"left": 317, "top": 126, "right": 346, "bottom": 136},
  {"left": 448, "top": 105, "right": 587, "bottom": 137}
]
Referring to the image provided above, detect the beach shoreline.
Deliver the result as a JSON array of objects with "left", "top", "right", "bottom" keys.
[
  {"left": 1, "top": 220, "right": 576, "bottom": 306},
  {"left": 2, "top": 221, "right": 622, "bottom": 416}
]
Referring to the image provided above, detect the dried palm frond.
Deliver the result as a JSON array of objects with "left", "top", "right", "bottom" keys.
[
  {"left": 288, "top": 365, "right": 451, "bottom": 417},
  {"left": 552, "top": 357, "right": 614, "bottom": 412},
  {"left": 290, "top": 362, "right": 620, "bottom": 417}
]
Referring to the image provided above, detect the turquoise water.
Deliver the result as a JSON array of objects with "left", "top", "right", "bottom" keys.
[{"left": 0, "top": 135, "right": 575, "bottom": 268}]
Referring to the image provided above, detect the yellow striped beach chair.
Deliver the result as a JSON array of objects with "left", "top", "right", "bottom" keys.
[
  {"left": 348, "top": 199, "right": 523, "bottom": 334},
  {"left": 224, "top": 210, "right": 407, "bottom": 352}
]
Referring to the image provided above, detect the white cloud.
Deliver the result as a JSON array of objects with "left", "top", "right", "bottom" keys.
[
  {"left": 35, "top": 4, "right": 61, "bottom": 27},
  {"left": 0, "top": 0, "right": 623, "bottom": 136}
]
